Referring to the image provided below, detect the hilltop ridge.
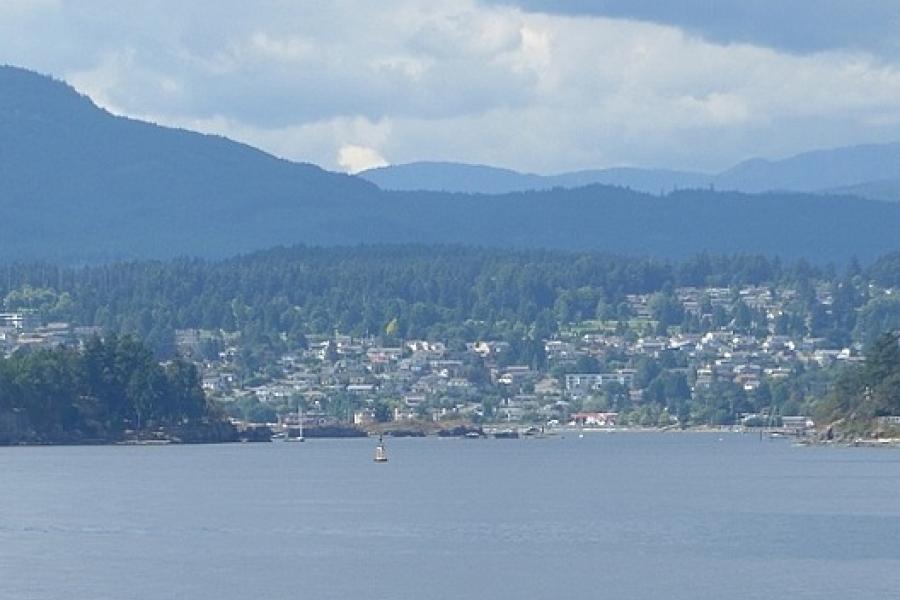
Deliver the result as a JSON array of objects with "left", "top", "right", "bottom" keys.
[
  {"left": 1, "top": 65, "right": 900, "bottom": 263},
  {"left": 361, "top": 143, "right": 900, "bottom": 199}
]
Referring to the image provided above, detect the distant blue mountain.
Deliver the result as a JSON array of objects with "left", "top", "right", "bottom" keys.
[
  {"left": 716, "top": 143, "right": 900, "bottom": 194},
  {"left": 3, "top": 64, "right": 900, "bottom": 264},
  {"left": 824, "top": 178, "right": 900, "bottom": 203},
  {"left": 361, "top": 143, "right": 900, "bottom": 200},
  {"left": 360, "top": 162, "right": 711, "bottom": 195}
]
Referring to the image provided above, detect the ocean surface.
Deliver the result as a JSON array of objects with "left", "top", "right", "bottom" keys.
[{"left": 2, "top": 432, "right": 900, "bottom": 599}]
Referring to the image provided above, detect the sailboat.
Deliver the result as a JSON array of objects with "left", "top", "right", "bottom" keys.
[
  {"left": 374, "top": 434, "right": 388, "bottom": 462},
  {"left": 763, "top": 404, "right": 780, "bottom": 440},
  {"left": 287, "top": 398, "right": 305, "bottom": 442}
]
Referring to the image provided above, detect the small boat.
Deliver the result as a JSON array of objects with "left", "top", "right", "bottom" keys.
[{"left": 374, "top": 434, "right": 388, "bottom": 462}]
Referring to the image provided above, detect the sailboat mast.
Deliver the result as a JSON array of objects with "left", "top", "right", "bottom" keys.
[{"left": 299, "top": 399, "right": 303, "bottom": 439}]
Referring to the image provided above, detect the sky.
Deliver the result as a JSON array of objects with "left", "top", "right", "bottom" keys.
[{"left": 3, "top": 0, "right": 900, "bottom": 174}]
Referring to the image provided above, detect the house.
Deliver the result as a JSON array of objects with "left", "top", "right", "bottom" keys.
[
  {"left": 545, "top": 340, "right": 577, "bottom": 360},
  {"left": 429, "top": 359, "right": 464, "bottom": 378},
  {"left": 694, "top": 367, "right": 714, "bottom": 389},
  {"left": 201, "top": 374, "right": 228, "bottom": 393},
  {"left": 534, "top": 377, "right": 562, "bottom": 396},
  {"left": 571, "top": 412, "right": 618, "bottom": 427},
  {"left": 470, "top": 341, "right": 510, "bottom": 359},
  {"left": 346, "top": 383, "right": 376, "bottom": 394},
  {"left": 877, "top": 416, "right": 900, "bottom": 428},
  {"left": 565, "top": 372, "right": 633, "bottom": 396},
  {"left": 497, "top": 398, "right": 526, "bottom": 422},
  {"left": 407, "top": 340, "right": 446, "bottom": 357},
  {"left": 366, "top": 347, "right": 403, "bottom": 364},
  {"left": 0, "top": 311, "right": 41, "bottom": 332},
  {"left": 393, "top": 406, "right": 418, "bottom": 421},
  {"left": 636, "top": 338, "right": 667, "bottom": 356},
  {"left": 403, "top": 394, "right": 427, "bottom": 408},
  {"left": 498, "top": 366, "right": 534, "bottom": 386},
  {"left": 764, "top": 367, "right": 792, "bottom": 380},
  {"left": 447, "top": 378, "right": 474, "bottom": 390},
  {"left": 782, "top": 416, "right": 814, "bottom": 432},
  {"left": 353, "top": 409, "right": 376, "bottom": 426}
]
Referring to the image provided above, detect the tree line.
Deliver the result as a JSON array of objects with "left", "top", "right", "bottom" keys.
[
  {"left": 0, "top": 335, "right": 215, "bottom": 444},
  {"left": 2, "top": 246, "right": 900, "bottom": 359},
  {"left": 817, "top": 331, "right": 900, "bottom": 435}
]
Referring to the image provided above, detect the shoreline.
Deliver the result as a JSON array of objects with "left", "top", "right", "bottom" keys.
[
  {"left": 9, "top": 418, "right": 896, "bottom": 448},
  {"left": 0, "top": 424, "right": 816, "bottom": 447}
]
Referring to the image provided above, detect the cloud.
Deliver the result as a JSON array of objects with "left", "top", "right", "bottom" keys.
[
  {"left": 484, "top": 1, "right": 900, "bottom": 58},
  {"left": 337, "top": 145, "right": 389, "bottom": 173},
  {"left": 3, "top": 1, "right": 900, "bottom": 173}
]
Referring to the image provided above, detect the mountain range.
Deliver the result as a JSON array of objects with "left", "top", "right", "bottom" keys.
[
  {"left": 2, "top": 64, "right": 900, "bottom": 263},
  {"left": 359, "top": 162, "right": 711, "bottom": 195},
  {"left": 360, "top": 146, "right": 900, "bottom": 199}
]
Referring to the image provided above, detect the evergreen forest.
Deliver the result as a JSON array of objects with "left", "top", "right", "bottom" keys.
[{"left": 0, "top": 335, "right": 223, "bottom": 444}]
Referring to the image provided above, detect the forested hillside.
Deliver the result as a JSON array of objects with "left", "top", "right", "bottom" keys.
[
  {"left": 3, "top": 246, "right": 900, "bottom": 358},
  {"left": 3, "top": 246, "right": 900, "bottom": 435},
  {"left": 3, "top": 66, "right": 900, "bottom": 263},
  {"left": 817, "top": 332, "right": 900, "bottom": 436},
  {"left": 0, "top": 65, "right": 375, "bottom": 262}
]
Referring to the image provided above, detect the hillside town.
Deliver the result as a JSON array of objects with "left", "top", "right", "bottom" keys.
[
  {"left": 5, "top": 280, "right": 876, "bottom": 435},
  {"left": 186, "top": 282, "right": 870, "bottom": 433}
]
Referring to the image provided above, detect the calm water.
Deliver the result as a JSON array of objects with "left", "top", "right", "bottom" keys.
[{"left": 2, "top": 432, "right": 900, "bottom": 599}]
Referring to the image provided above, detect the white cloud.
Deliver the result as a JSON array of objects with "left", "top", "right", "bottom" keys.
[
  {"left": 338, "top": 145, "right": 389, "bottom": 173},
  {"left": 3, "top": 1, "right": 900, "bottom": 173},
  {"left": 248, "top": 32, "right": 316, "bottom": 63}
]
